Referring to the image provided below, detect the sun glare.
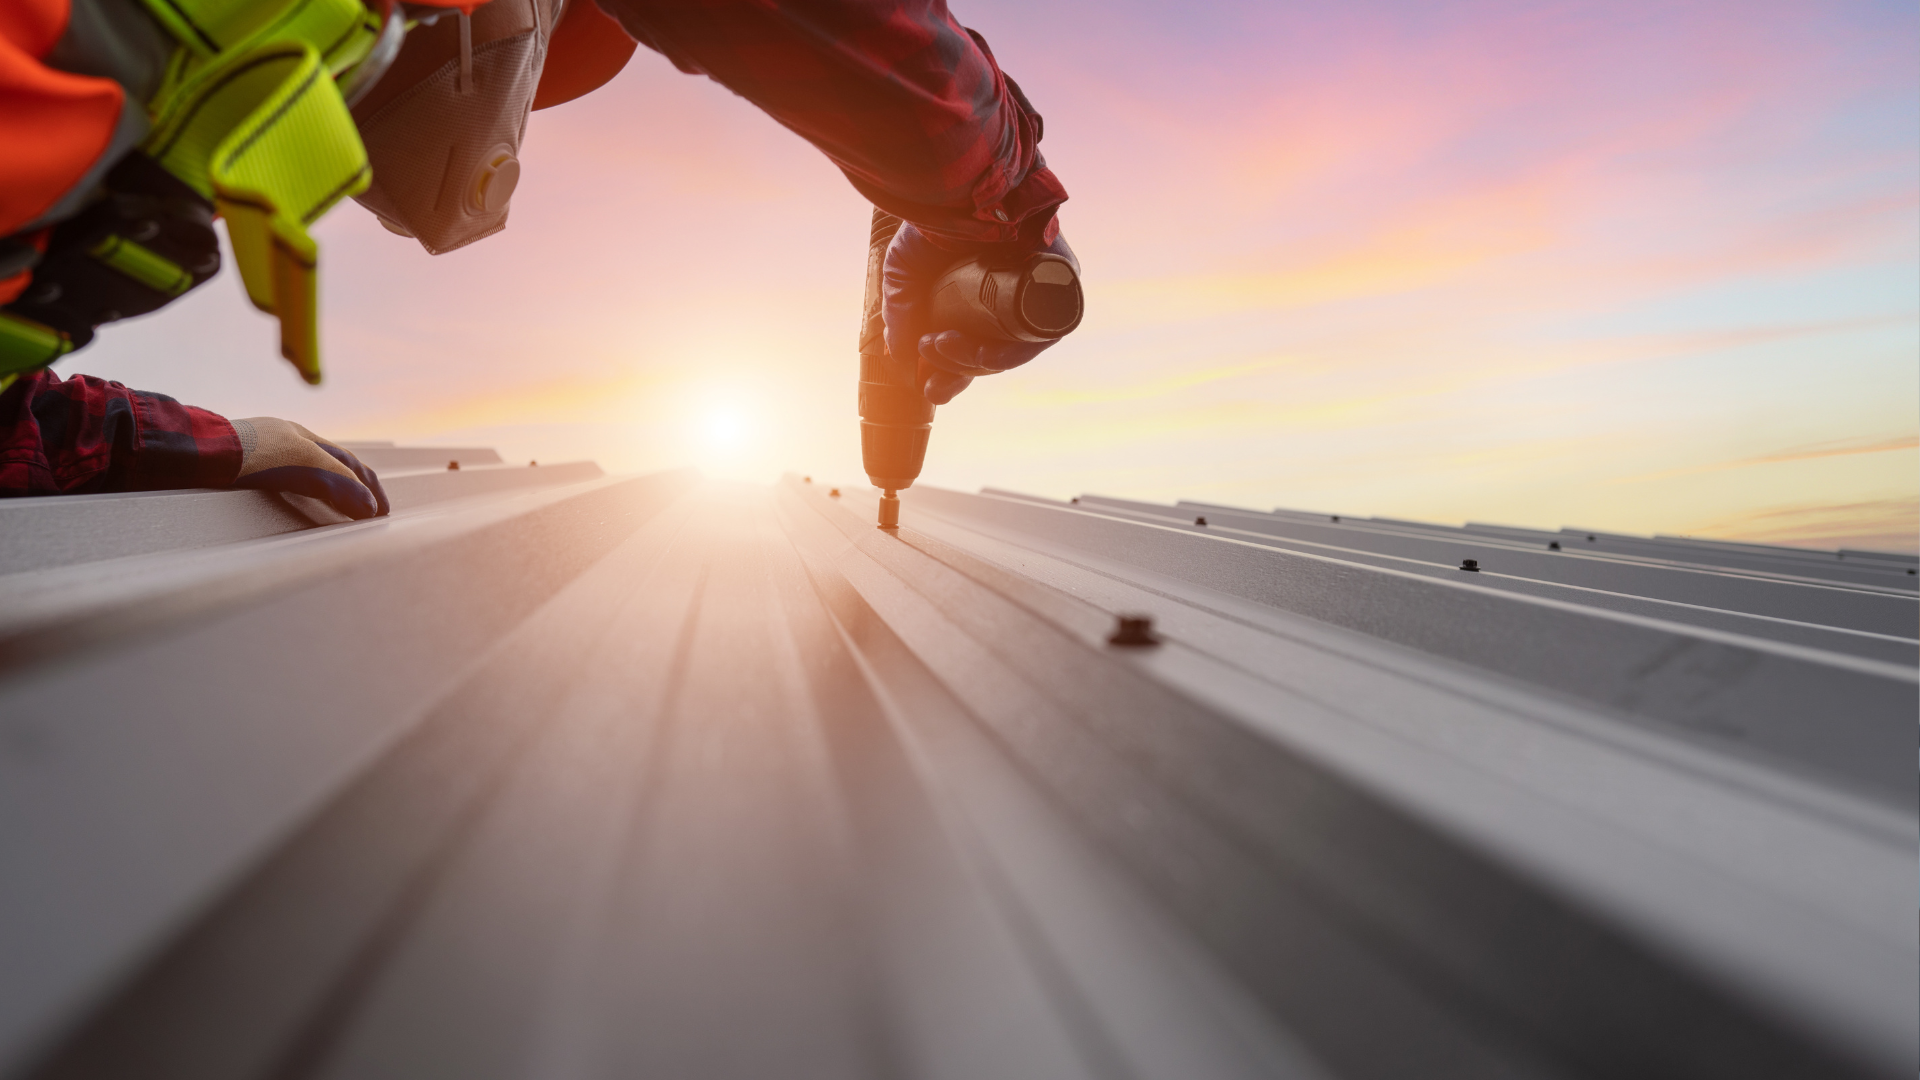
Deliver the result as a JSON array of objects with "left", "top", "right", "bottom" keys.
[{"left": 703, "top": 409, "right": 745, "bottom": 449}]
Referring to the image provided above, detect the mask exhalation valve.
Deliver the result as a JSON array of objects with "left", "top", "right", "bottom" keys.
[{"left": 471, "top": 149, "right": 521, "bottom": 214}]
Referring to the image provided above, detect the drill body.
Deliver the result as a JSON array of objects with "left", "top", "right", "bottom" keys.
[
  {"left": 858, "top": 212, "right": 930, "bottom": 523},
  {"left": 857, "top": 208, "right": 1084, "bottom": 529}
]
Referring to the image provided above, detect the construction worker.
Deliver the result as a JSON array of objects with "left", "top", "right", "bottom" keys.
[{"left": 1, "top": 0, "right": 1073, "bottom": 518}]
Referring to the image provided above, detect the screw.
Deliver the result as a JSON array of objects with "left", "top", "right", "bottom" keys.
[
  {"left": 1331, "top": 515, "right": 1340, "bottom": 523},
  {"left": 1908, "top": 569, "right": 1915, "bottom": 576},
  {"left": 830, "top": 488, "right": 840, "bottom": 497},
  {"left": 448, "top": 460, "right": 460, "bottom": 470},
  {"left": 1070, "top": 497, "right": 1079, "bottom": 504},
  {"left": 1586, "top": 535, "right": 1596, "bottom": 542},
  {"left": 1460, "top": 558, "right": 1480, "bottom": 572},
  {"left": 1194, "top": 516, "right": 1208, "bottom": 526},
  {"left": 1548, "top": 541, "right": 1560, "bottom": 550},
  {"left": 1108, "top": 614, "right": 1159, "bottom": 647}
]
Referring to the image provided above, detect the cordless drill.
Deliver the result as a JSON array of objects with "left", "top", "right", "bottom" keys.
[{"left": 858, "top": 208, "right": 1084, "bottom": 528}]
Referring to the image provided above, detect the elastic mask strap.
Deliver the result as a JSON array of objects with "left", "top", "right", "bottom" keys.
[{"left": 457, "top": 11, "right": 473, "bottom": 93}]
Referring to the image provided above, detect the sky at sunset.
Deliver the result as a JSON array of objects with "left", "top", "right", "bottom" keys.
[{"left": 72, "top": 0, "right": 1919, "bottom": 551}]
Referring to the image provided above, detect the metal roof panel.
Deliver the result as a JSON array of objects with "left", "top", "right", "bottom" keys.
[{"left": 1, "top": 456, "right": 1911, "bottom": 1080}]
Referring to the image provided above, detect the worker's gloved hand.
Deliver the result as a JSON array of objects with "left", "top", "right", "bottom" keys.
[
  {"left": 882, "top": 222, "right": 1080, "bottom": 405},
  {"left": 229, "top": 417, "right": 390, "bottom": 520}
]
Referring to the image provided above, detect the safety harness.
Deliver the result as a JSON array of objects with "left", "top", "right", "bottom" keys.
[{"left": 0, "top": 0, "right": 390, "bottom": 388}]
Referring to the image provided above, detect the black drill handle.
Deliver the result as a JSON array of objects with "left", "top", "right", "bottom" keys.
[{"left": 928, "top": 250, "right": 1084, "bottom": 345}]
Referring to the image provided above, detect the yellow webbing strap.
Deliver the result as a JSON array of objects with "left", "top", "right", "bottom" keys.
[
  {"left": 0, "top": 313, "right": 74, "bottom": 381},
  {"left": 139, "top": 0, "right": 378, "bottom": 69},
  {"left": 210, "top": 45, "right": 369, "bottom": 382},
  {"left": 137, "top": 0, "right": 377, "bottom": 383},
  {"left": 89, "top": 235, "right": 196, "bottom": 296}
]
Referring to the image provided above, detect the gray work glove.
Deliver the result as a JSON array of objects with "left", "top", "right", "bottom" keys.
[{"left": 231, "top": 417, "right": 390, "bottom": 519}]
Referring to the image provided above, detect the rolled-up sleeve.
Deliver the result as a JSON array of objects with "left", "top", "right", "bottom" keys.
[{"left": 598, "top": 0, "right": 1068, "bottom": 248}]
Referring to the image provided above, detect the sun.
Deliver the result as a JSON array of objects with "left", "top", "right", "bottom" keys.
[{"left": 701, "top": 408, "right": 746, "bottom": 450}]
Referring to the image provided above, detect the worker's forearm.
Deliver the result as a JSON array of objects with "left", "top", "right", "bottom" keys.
[
  {"left": 597, "top": 0, "right": 1067, "bottom": 247},
  {"left": 0, "top": 369, "right": 242, "bottom": 496}
]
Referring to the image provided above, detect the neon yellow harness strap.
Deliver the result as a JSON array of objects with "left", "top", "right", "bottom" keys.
[
  {"left": 135, "top": 0, "right": 377, "bottom": 383},
  {"left": 1, "top": 313, "right": 75, "bottom": 383},
  {"left": 89, "top": 235, "right": 196, "bottom": 296},
  {"left": 140, "top": 0, "right": 380, "bottom": 70}
]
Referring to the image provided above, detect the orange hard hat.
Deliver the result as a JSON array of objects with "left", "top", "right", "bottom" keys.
[{"left": 533, "top": 0, "right": 637, "bottom": 110}]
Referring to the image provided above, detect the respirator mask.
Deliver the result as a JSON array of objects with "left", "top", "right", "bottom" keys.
[{"left": 349, "top": 0, "right": 562, "bottom": 254}]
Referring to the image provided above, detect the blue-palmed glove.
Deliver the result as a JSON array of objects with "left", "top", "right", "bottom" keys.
[
  {"left": 230, "top": 417, "right": 390, "bottom": 520},
  {"left": 881, "top": 222, "right": 1081, "bottom": 405}
]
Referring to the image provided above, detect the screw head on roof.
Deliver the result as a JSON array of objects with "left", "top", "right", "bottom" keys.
[
  {"left": 1908, "top": 569, "right": 1915, "bottom": 575},
  {"left": 1070, "top": 497, "right": 1079, "bottom": 503},
  {"left": 1460, "top": 558, "right": 1480, "bottom": 572},
  {"left": 448, "top": 460, "right": 460, "bottom": 471},
  {"left": 1194, "top": 516, "right": 1208, "bottom": 526},
  {"left": 1587, "top": 535, "right": 1596, "bottom": 542},
  {"left": 1331, "top": 515, "right": 1340, "bottom": 523},
  {"left": 1108, "top": 614, "right": 1159, "bottom": 647},
  {"left": 1548, "top": 541, "right": 1560, "bottom": 550},
  {"left": 829, "top": 488, "right": 840, "bottom": 497}
]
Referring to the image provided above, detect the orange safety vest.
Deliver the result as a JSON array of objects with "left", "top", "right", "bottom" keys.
[{"left": 0, "top": 0, "right": 124, "bottom": 302}]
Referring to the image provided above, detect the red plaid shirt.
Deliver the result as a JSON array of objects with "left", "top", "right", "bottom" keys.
[
  {"left": 608, "top": 0, "right": 1068, "bottom": 249},
  {"left": 2, "top": 0, "right": 1065, "bottom": 496},
  {"left": 0, "top": 370, "right": 242, "bottom": 495}
]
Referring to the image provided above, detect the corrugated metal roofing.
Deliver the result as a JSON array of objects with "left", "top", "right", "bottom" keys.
[{"left": 1, "top": 457, "right": 1912, "bottom": 1080}]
